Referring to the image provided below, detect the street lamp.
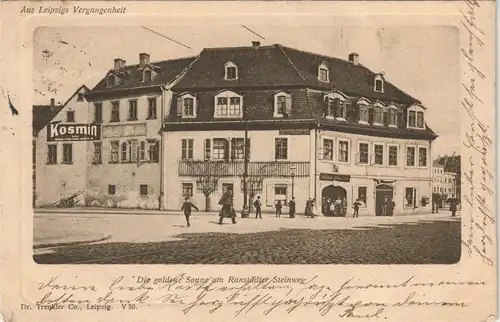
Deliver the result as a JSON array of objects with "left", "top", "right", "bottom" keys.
[
  {"left": 241, "top": 118, "right": 250, "bottom": 218},
  {"left": 290, "top": 165, "right": 296, "bottom": 199}
]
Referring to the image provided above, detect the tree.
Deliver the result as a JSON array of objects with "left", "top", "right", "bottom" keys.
[{"left": 185, "top": 160, "right": 227, "bottom": 212}]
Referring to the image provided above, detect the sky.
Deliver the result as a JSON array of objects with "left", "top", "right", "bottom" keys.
[{"left": 33, "top": 24, "right": 460, "bottom": 156}]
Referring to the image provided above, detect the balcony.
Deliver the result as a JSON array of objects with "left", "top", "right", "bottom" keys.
[{"left": 178, "top": 160, "right": 309, "bottom": 178}]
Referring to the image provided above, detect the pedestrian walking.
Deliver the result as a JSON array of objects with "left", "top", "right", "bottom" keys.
[
  {"left": 304, "top": 198, "right": 312, "bottom": 218},
  {"left": 352, "top": 198, "right": 361, "bottom": 218},
  {"left": 288, "top": 197, "right": 296, "bottom": 218},
  {"left": 181, "top": 197, "right": 198, "bottom": 227},
  {"left": 275, "top": 200, "right": 282, "bottom": 217},
  {"left": 450, "top": 198, "right": 457, "bottom": 217},
  {"left": 218, "top": 190, "right": 237, "bottom": 225},
  {"left": 253, "top": 196, "right": 262, "bottom": 219}
]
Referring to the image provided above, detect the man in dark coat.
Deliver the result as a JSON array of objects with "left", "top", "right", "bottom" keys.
[
  {"left": 218, "top": 190, "right": 237, "bottom": 225},
  {"left": 275, "top": 200, "right": 282, "bottom": 218},
  {"left": 253, "top": 196, "right": 262, "bottom": 219},
  {"left": 288, "top": 197, "right": 296, "bottom": 218},
  {"left": 352, "top": 198, "right": 361, "bottom": 218},
  {"left": 181, "top": 197, "right": 198, "bottom": 227},
  {"left": 450, "top": 198, "right": 458, "bottom": 217}
]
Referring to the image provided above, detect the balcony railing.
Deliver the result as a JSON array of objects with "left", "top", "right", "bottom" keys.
[{"left": 178, "top": 160, "right": 309, "bottom": 178}]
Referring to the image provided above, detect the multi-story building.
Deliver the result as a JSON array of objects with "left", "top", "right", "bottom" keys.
[
  {"left": 434, "top": 154, "right": 461, "bottom": 201},
  {"left": 162, "top": 42, "right": 438, "bottom": 216},
  {"left": 33, "top": 85, "right": 90, "bottom": 207},
  {"left": 83, "top": 54, "right": 196, "bottom": 209},
  {"left": 432, "top": 161, "right": 457, "bottom": 199}
]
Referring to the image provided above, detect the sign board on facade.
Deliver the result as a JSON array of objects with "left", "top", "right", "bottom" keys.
[
  {"left": 47, "top": 122, "right": 102, "bottom": 141},
  {"left": 278, "top": 129, "right": 310, "bottom": 135},
  {"left": 319, "top": 173, "right": 351, "bottom": 182}
]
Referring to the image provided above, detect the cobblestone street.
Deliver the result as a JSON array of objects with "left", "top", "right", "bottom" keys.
[{"left": 33, "top": 212, "right": 461, "bottom": 264}]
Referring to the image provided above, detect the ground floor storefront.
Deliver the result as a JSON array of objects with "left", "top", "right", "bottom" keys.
[{"left": 164, "top": 172, "right": 432, "bottom": 217}]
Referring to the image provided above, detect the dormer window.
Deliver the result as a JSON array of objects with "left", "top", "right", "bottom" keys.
[
  {"left": 388, "top": 104, "right": 398, "bottom": 127},
  {"left": 224, "top": 61, "right": 238, "bottom": 80},
  {"left": 374, "top": 74, "right": 384, "bottom": 93},
  {"left": 407, "top": 103, "right": 426, "bottom": 129},
  {"left": 323, "top": 91, "right": 348, "bottom": 120},
  {"left": 176, "top": 93, "right": 197, "bottom": 118},
  {"left": 273, "top": 91, "right": 292, "bottom": 117},
  {"left": 318, "top": 63, "right": 329, "bottom": 83},
  {"left": 372, "top": 102, "right": 385, "bottom": 126},
  {"left": 214, "top": 90, "right": 243, "bottom": 118},
  {"left": 357, "top": 98, "right": 370, "bottom": 125},
  {"left": 143, "top": 69, "right": 152, "bottom": 82},
  {"left": 107, "top": 75, "right": 116, "bottom": 87}
]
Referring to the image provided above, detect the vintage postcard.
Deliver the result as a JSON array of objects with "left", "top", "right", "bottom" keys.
[{"left": 0, "top": 1, "right": 496, "bottom": 321}]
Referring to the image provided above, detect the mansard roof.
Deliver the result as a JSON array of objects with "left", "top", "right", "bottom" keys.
[{"left": 173, "top": 44, "right": 420, "bottom": 105}]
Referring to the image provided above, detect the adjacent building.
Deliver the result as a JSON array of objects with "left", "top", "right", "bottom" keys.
[
  {"left": 33, "top": 54, "right": 195, "bottom": 208},
  {"left": 33, "top": 85, "right": 90, "bottom": 207},
  {"left": 432, "top": 161, "right": 458, "bottom": 200},
  {"left": 162, "top": 42, "right": 438, "bottom": 216}
]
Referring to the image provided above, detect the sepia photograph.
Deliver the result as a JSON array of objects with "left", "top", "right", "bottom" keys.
[{"left": 32, "top": 24, "right": 462, "bottom": 265}]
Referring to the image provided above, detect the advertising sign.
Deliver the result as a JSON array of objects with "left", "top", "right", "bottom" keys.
[{"left": 47, "top": 122, "right": 102, "bottom": 141}]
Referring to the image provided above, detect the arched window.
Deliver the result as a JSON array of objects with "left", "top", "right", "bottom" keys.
[
  {"left": 318, "top": 62, "right": 329, "bottom": 83},
  {"left": 407, "top": 104, "right": 426, "bottom": 129},
  {"left": 214, "top": 90, "right": 243, "bottom": 118},
  {"left": 224, "top": 61, "right": 238, "bottom": 80}
]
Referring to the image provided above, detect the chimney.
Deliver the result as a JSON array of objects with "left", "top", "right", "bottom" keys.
[
  {"left": 113, "top": 58, "right": 126, "bottom": 70},
  {"left": 348, "top": 52, "right": 359, "bottom": 65},
  {"left": 252, "top": 41, "right": 261, "bottom": 49},
  {"left": 50, "top": 98, "right": 55, "bottom": 108},
  {"left": 139, "top": 53, "right": 150, "bottom": 68}
]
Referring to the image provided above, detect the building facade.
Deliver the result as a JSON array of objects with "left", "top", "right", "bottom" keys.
[
  {"left": 33, "top": 54, "right": 195, "bottom": 209},
  {"left": 162, "top": 43, "right": 438, "bottom": 216},
  {"left": 432, "top": 162, "right": 457, "bottom": 199},
  {"left": 33, "top": 86, "right": 90, "bottom": 207}
]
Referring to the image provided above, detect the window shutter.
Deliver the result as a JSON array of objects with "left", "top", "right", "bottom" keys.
[
  {"left": 176, "top": 97, "right": 183, "bottom": 116},
  {"left": 266, "top": 184, "right": 274, "bottom": 206},
  {"left": 204, "top": 139, "right": 211, "bottom": 161},
  {"left": 223, "top": 139, "right": 230, "bottom": 161},
  {"left": 285, "top": 96, "right": 292, "bottom": 115},
  {"left": 230, "top": 138, "right": 236, "bottom": 160}
]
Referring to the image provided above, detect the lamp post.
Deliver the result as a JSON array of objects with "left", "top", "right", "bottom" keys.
[
  {"left": 241, "top": 118, "right": 249, "bottom": 218},
  {"left": 290, "top": 165, "right": 296, "bottom": 199}
]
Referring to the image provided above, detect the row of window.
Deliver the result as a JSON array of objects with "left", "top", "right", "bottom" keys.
[
  {"left": 223, "top": 60, "right": 385, "bottom": 94},
  {"left": 107, "top": 69, "right": 153, "bottom": 88},
  {"left": 181, "top": 138, "right": 250, "bottom": 161},
  {"left": 46, "top": 141, "right": 159, "bottom": 165},
  {"left": 320, "top": 139, "right": 428, "bottom": 167},
  {"left": 179, "top": 137, "right": 428, "bottom": 167},
  {"left": 94, "top": 140, "right": 160, "bottom": 164},
  {"left": 93, "top": 98, "right": 157, "bottom": 123},
  {"left": 433, "top": 186, "right": 454, "bottom": 194},
  {"left": 175, "top": 90, "right": 426, "bottom": 130},
  {"left": 107, "top": 184, "right": 150, "bottom": 196}
]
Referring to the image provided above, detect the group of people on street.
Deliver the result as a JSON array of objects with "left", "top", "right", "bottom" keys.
[{"left": 180, "top": 191, "right": 459, "bottom": 227}]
